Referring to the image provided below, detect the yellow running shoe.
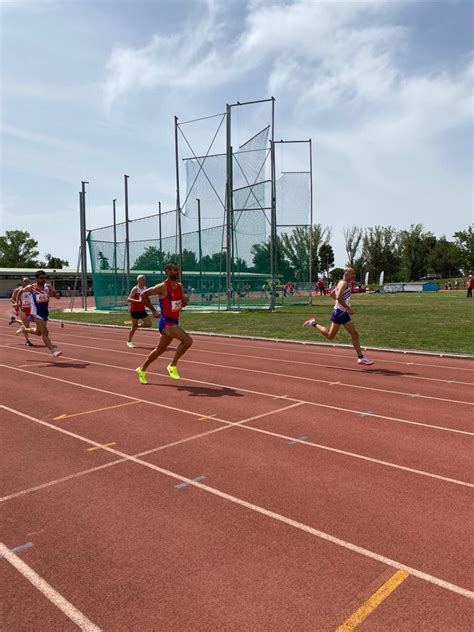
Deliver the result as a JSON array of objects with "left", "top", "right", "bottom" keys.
[
  {"left": 167, "top": 364, "right": 180, "bottom": 380},
  {"left": 135, "top": 367, "right": 148, "bottom": 385}
]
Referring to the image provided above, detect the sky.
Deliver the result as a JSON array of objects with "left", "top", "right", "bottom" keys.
[{"left": 1, "top": 0, "right": 473, "bottom": 267}]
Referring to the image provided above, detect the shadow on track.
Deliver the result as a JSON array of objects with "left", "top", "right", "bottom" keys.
[{"left": 158, "top": 383, "right": 243, "bottom": 398}]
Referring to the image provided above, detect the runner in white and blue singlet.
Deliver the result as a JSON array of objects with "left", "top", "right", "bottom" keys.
[
  {"left": 303, "top": 267, "right": 374, "bottom": 366},
  {"left": 16, "top": 270, "right": 62, "bottom": 357}
]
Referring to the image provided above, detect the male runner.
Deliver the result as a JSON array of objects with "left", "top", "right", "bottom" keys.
[
  {"left": 303, "top": 267, "right": 374, "bottom": 365},
  {"left": 11, "top": 278, "right": 34, "bottom": 346},
  {"left": 127, "top": 274, "right": 152, "bottom": 348},
  {"left": 135, "top": 262, "right": 192, "bottom": 384},
  {"left": 16, "top": 270, "right": 62, "bottom": 357}
]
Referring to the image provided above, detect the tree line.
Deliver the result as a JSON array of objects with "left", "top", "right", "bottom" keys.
[{"left": 0, "top": 230, "right": 69, "bottom": 269}]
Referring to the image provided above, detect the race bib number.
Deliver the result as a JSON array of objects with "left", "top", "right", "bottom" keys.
[
  {"left": 36, "top": 293, "right": 49, "bottom": 303},
  {"left": 171, "top": 300, "right": 182, "bottom": 311}
]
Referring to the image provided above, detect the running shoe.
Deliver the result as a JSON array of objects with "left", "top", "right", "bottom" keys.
[
  {"left": 167, "top": 364, "right": 180, "bottom": 380},
  {"left": 25, "top": 340, "right": 33, "bottom": 347},
  {"left": 303, "top": 318, "right": 317, "bottom": 328},
  {"left": 136, "top": 367, "right": 148, "bottom": 384},
  {"left": 16, "top": 325, "right": 27, "bottom": 336},
  {"left": 357, "top": 357, "right": 374, "bottom": 366},
  {"left": 8, "top": 316, "right": 16, "bottom": 325},
  {"left": 127, "top": 341, "right": 136, "bottom": 348},
  {"left": 51, "top": 350, "right": 62, "bottom": 358}
]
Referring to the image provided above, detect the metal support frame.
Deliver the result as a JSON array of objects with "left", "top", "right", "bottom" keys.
[
  {"left": 197, "top": 198, "right": 203, "bottom": 301},
  {"left": 113, "top": 198, "right": 117, "bottom": 309},
  {"left": 158, "top": 201, "right": 163, "bottom": 274},
  {"left": 79, "top": 181, "right": 88, "bottom": 310},
  {"left": 124, "top": 174, "right": 130, "bottom": 292},
  {"left": 174, "top": 116, "right": 183, "bottom": 278},
  {"left": 225, "top": 104, "right": 233, "bottom": 310}
]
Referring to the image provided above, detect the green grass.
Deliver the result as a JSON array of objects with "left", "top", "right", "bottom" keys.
[{"left": 51, "top": 292, "right": 474, "bottom": 355}]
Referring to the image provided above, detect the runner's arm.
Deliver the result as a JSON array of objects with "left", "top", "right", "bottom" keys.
[
  {"left": 127, "top": 287, "right": 143, "bottom": 305},
  {"left": 140, "top": 284, "right": 166, "bottom": 316},
  {"left": 15, "top": 285, "right": 33, "bottom": 306},
  {"left": 11, "top": 288, "right": 19, "bottom": 304},
  {"left": 335, "top": 281, "right": 353, "bottom": 313}
]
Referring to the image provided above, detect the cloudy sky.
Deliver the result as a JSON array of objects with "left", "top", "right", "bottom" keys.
[{"left": 1, "top": 0, "right": 473, "bottom": 266}]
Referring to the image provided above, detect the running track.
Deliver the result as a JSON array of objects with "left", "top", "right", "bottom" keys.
[{"left": 1, "top": 310, "right": 473, "bottom": 630}]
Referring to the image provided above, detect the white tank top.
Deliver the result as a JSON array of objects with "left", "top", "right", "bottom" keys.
[{"left": 334, "top": 284, "right": 351, "bottom": 312}]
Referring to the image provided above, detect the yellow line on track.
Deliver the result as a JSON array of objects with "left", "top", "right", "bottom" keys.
[
  {"left": 53, "top": 400, "right": 140, "bottom": 421},
  {"left": 87, "top": 442, "right": 116, "bottom": 452},
  {"left": 335, "top": 569, "right": 409, "bottom": 631}
]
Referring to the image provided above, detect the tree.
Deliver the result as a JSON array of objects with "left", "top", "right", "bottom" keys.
[
  {"left": 279, "top": 224, "right": 331, "bottom": 282},
  {"left": 0, "top": 230, "right": 40, "bottom": 267},
  {"left": 453, "top": 225, "right": 474, "bottom": 273},
  {"left": 181, "top": 249, "right": 199, "bottom": 272},
  {"left": 251, "top": 238, "right": 294, "bottom": 281},
  {"left": 97, "top": 251, "right": 110, "bottom": 271},
  {"left": 343, "top": 226, "right": 363, "bottom": 266},
  {"left": 330, "top": 267, "right": 344, "bottom": 284},
  {"left": 361, "top": 226, "right": 400, "bottom": 282},
  {"left": 319, "top": 243, "right": 335, "bottom": 279},
  {"left": 398, "top": 224, "right": 435, "bottom": 281},
  {"left": 132, "top": 246, "right": 167, "bottom": 271},
  {"left": 44, "top": 253, "right": 69, "bottom": 269},
  {"left": 427, "top": 237, "right": 463, "bottom": 277}
]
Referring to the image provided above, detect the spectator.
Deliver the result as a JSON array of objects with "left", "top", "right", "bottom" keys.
[
  {"left": 467, "top": 275, "right": 473, "bottom": 298},
  {"left": 317, "top": 278, "right": 325, "bottom": 296}
]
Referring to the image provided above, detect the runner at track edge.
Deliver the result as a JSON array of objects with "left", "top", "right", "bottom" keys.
[
  {"left": 135, "top": 262, "right": 192, "bottom": 384},
  {"left": 303, "top": 267, "right": 374, "bottom": 366},
  {"left": 9, "top": 277, "right": 33, "bottom": 346}
]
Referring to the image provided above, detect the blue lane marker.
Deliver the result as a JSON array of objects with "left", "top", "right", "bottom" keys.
[
  {"left": 359, "top": 411, "right": 373, "bottom": 417},
  {"left": 288, "top": 435, "right": 308, "bottom": 446},
  {"left": 176, "top": 475, "right": 206, "bottom": 489},
  {"left": 0, "top": 542, "right": 33, "bottom": 559}
]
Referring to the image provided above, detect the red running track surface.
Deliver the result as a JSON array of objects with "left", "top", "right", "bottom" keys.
[{"left": 1, "top": 310, "right": 473, "bottom": 631}]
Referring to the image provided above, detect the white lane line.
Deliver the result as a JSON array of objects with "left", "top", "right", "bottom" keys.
[
  {"left": 1, "top": 406, "right": 473, "bottom": 601},
  {"left": 23, "top": 337, "right": 474, "bottom": 407},
  {"left": 43, "top": 331, "right": 474, "bottom": 387},
  {"left": 0, "top": 542, "right": 101, "bottom": 631},
  {"left": 0, "top": 399, "right": 303, "bottom": 503},
  {"left": 1, "top": 366, "right": 472, "bottom": 488},
  {"left": 2, "top": 344, "right": 472, "bottom": 436},
  {"left": 45, "top": 325, "right": 474, "bottom": 372}
]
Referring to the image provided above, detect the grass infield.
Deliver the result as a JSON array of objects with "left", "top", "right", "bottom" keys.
[{"left": 51, "top": 291, "right": 473, "bottom": 355}]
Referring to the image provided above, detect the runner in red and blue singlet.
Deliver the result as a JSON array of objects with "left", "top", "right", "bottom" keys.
[{"left": 135, "top": 262, "right": 192, "bottom": 384}]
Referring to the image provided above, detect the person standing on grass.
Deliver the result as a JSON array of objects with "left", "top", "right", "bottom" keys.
[
  {"left": 317, "top": 278, "right": 325, "bottom": 296},
  {"left": 303, "top": 267, "right": 374, "bottom": 366},
  {"left": 127, "top": 274, "right": 152, "bottom": 348},
  {"left": 16, "top": 270, "right": 62, "bottom": 357},
  {"left": 135, "top": 262, "right": 192, "bottom": 384},
  {"left": 467, "top": 275, "right": 473, "bottom": 298}
]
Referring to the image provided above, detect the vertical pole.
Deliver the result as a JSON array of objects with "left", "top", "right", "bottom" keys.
[
  {"left": 309, "top": 138, "right": 314, "bottom": 305},
  {"left": 124, "top": 175, "right": 130, "bottom": 293},
  {"left": 80, "top": 181, "right": 88, "bottom": 311},
  {"left": 174, "top": 116, "right": 183, "bottom": 279},
  {"left": 225, "top": 104, "right": 232, "bottom": 310},
  {"left": 158, "top": 201, "right": 163, "bottom": 274},
  {"left": 113, "top": 198, "right": 117, "bottom": 309},
  {"left": 269, "top": 97, "right": 277, "bottom": 310},
  {"left": 197, "top": 198, "right": 203, "bottom": 303}
]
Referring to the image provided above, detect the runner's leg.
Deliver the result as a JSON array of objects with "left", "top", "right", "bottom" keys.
[
  {"left": 342, "top": 321, "right": 363, "bottom": 357},
  {"left": 168, "top": 326, "right": 193, "bottom": 366},
  {"left": 316, "top": 322, "right": 340, "bottom": 340},
  {"left": 141, "top": 333, "right": 172, "bottom": 370}
]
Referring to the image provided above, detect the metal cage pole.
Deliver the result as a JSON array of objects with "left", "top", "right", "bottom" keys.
[
  {"left": 158, "top": 201, "right": 163, "bottom": 274},
  {"left": 174, "top": 116, "right": 183, "bottom": 278},
  {"left": 225, "top": 104, "right": 232, "bottom": 310},
  {"left": 309, "top": 139, "right": 314, "bottom": 305},
  {"left": 124, "top": 174, "right": 130, "bottom": 292},
  {"left": 80, "top": 181, "right": 89, "bottom": 310},
  {"left": 113, "top": 198, "right": 117, "bottom": 309},
  {"left": 197, "top": 198, "right": 203, "bottom": 302},
  {"left": 269, "top": 97, "right": 277, "bottom": 311}
]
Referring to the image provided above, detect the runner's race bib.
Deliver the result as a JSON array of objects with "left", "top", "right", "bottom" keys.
[
  {"left": 171, "top": 299, "right": 182, "bottom": 311},
  {"left": 36, "top": 293, "right": 49, "bottom": 303}
]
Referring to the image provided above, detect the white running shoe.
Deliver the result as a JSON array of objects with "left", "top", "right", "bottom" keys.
[
  {"left": 127, "top": 341, "right": 136, "bottom": 348},
  {"left": 303, "top": 318, "right": 317, "bottom": 328},
  {"left": 51, "top": 350, "right": 62, "bottom": 358},
  {"left": 16, "top": 325, "right": 27, "bottom": 336},
  {"left": 358, "top": 357, "right": 374, "bottom": 366}
]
